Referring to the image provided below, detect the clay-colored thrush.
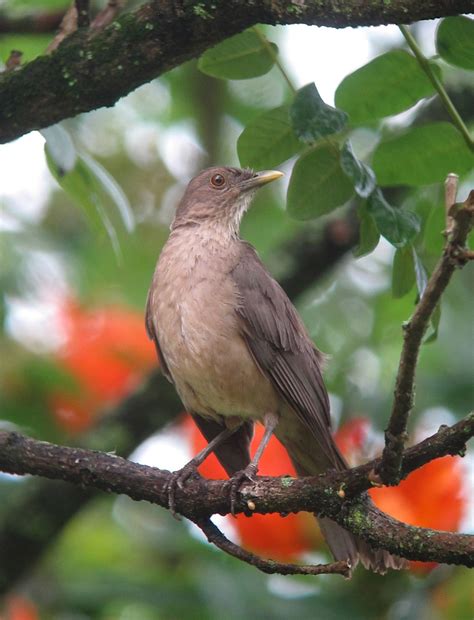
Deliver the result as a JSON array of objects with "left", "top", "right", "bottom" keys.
[{"left": 146, "top": 166, "right": 404, "bottom": 574}]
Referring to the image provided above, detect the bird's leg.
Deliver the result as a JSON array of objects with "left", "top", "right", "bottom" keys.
[
  {"left": 166, "top": 425, "right": 239, "bottom": 519},
  {"left": 228, "top": 412, "right": 279, "bottom": 515}
]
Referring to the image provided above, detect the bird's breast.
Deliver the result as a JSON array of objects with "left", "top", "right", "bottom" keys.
[{"left": 149, "top": 229, "right": 278, "bottom": 419}]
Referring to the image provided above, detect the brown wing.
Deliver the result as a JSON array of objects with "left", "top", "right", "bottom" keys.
[
  {"left": 145, "top": 283, "right": 253, "bottom": 475},
  {"left": 145, "top": 287, "right": 173, "bottom": 383},
  {"left": 232, "top": 242, "right": 341, "bottom": 466}
]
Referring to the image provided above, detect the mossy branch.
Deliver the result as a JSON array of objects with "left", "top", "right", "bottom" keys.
[
  {"left": 0, "top": 0, "right": 472, "bottom": 143},
  {"left": 0, "top": 412, "right": 473, "bottom": 572}
]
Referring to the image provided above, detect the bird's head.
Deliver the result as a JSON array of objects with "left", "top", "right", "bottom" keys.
[{"left": 171, "top": 166, "right": 283, "bottom": 235}]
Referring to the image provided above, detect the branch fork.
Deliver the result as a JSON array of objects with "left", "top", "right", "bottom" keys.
[{"left": 377, "top": 182, "right": 473, "bottom": 485}]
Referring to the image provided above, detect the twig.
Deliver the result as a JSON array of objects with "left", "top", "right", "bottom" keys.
[
  {"left": 196, "top": 518, "right": 351, "bottom": 577},
  {"left": 5, "top": 51, "right": 23, "bottom": 72},
  {"left": 46, "top": 3, "right": 78, "bottom": 53},
  {"left": 0, "top": 412, "right": 472, "bottom": 568},
  {"left": 444, "top": 173, "right": 458, "bottom": 236},
  {"left": 347, "top": 413, "right": 473, "bottom": 498},
  {"left": 75, "top": 0, "right": 90, "bottom": 28},
  {"left": 399, "top": 25, "right": 474, "bottom": 153},
  {"left": 90, "top": 0, "right": 125, "bottom": 30},
  {"left": 377, "top": 188, "right": 474, "bottom": 484},
  {"left": 252, "top": 26, "right": 296, "bottom": 93}
]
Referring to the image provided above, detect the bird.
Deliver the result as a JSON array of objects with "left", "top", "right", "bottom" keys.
[{"left": 145, "top": 166, "right": 405, "bottom": 575}]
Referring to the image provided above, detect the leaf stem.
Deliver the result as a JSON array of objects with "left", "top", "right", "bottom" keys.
[
  {"left": 252, "top": 27, "right": 296, "bottom": 93},
  {"left": 399, "top": 24, "right": 474, "bottom": 153}
]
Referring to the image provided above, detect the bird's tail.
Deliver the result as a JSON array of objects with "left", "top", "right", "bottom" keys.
[
  {"left": 275, "top": 419, "right": 406, "bottom": 576},
  {"left": 317, "top": 515, "right": 406, "bottom": 575}
]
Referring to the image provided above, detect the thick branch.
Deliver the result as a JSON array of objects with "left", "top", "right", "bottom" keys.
[
  {"left": 378, "top": 192, "right": 474, "bottom": 483},
  {"left": 0, "top": 413, "right": 472, "bottom": 568},
  {"left": 0, "top": 0, "right": 471, "bottom": 143}
]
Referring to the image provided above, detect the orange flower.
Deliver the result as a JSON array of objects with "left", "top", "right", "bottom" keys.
[
  {"left": 369, "top": 455, "right": 465, "bottom": 572},
  {"left": 3, "top": 596, "right": 39, "bottom": 620},
  {"left": 49, "top": 299, "right": 155, "bottom": 432},
  {"left": 334, "top": 417, "right": 371, "bottom": 466}
]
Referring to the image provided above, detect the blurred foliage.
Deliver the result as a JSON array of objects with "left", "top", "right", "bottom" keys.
[{"left": 0, "top": 7, "right": 473, "bottom": 620}]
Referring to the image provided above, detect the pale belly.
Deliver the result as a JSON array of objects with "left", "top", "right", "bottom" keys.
[{"left": 150, "top": 236, "right": 279, "bottom": 421}]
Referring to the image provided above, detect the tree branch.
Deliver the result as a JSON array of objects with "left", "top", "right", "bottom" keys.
[
  {"left": 0, "top": 412, "right": 472, "bottom": 570},
  {"left": 0, "top": 0, "right": 471, "bottom": 143},
  {"left": 377, "top": 190, "right": 474, "bottom": 484},
  {"left": 196, "top": 518, "right": 351, "bottom": 577}
]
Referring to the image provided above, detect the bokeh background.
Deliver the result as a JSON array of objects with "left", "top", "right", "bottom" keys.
[{"left": 1, "top": 2, "right": 473, "bottom": 619}]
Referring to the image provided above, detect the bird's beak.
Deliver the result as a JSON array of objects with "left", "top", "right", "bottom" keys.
[{"left": 239, "top": 170, "right": 284, "bottom": 191}]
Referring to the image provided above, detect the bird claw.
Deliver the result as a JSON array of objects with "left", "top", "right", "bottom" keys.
[
  {"left": 165, "top": 462, "right": 201, "bottom": 520},
  {"left": 227, "top": 464, "right": 258, "bottom": 516}
]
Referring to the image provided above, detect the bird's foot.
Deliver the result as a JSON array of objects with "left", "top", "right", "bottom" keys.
[
  {"left": 165, "top": 461, "right": 201, "bottom": 520},
  {"left": 227, "top": 463, "right": 258, "bottom": 516}
]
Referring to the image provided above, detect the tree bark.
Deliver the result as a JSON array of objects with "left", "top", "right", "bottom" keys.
[
  {"left": 0, "top": 0, "right": 471, "bottom": 143},
  {"left": 0, "top": 415, "right": 472, "bottom": 566}
]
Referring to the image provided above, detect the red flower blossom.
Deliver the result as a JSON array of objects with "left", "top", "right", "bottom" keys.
[
  {"left": 3, "top": 596, "right": 39, "bottom": 620},
  {"left": 369, "top": 455, "right": 465, "bottom": 572},
  {"left": 49, "top": 299, "right": 155, "bottom": 432}
]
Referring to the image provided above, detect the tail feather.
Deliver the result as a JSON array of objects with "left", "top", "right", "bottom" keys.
[
  {"left": 275, "top": 414, "right": 406, "bottom": 575},
  {"left": 318, "top": 515, "right": 407, "bottom": 575},
  {"left": 318, "top": 517, "right": 359, "bottom": 568}
]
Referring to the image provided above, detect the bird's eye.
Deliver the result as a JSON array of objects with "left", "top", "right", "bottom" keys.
[{"left": 210, "top": 173, "right": 226, "bottom": 188}]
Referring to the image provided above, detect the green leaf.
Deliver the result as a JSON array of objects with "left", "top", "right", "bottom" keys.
[
  {"left": 45, "top": 148, "right": 134, "bottom": 258},
  {"left": 237, "top": 105, "right": 301, "bottom": 169},
  {"left": 46, "top": 148, "right": 103, "bottom": 232},
  {"left": 367, "top": 189, "right": 420, "bottom": 248},
  {"left": 198, "top": 30, "right": 277, "bottom": 79},
  {"left": 287, "top": 145, "right": 354, "bottom": 220},
  {"left": 411, "top": 248, "right": 440, "bottom": 343},
  {"left": 422, "top": 200, "right": 445, "bottom": 258},
  {"left": 372, "top": 122, "right": 474, "bottom": 186},
  {"left": 80, "top": 153, "right": 134, "bottom": 233},
  {"left": 354, "top": 202, "right": 380, "bottom": 257},
  {"left": 412, "top": 247, "right": 428, "bottom": 298},
  {"left": 335, "top": 50, "right": 442, "bottom": 124},
  {"left": 41, "top": 124, "right": 77, "bottom": 174},
  {"left": 436, "top": 16, "right": 474, "bottom": 70},
  {"left": 340, "top": 141, "right": 376, "bottom": 198},
  {"left": 392, "top": 245, "right": 415, "bottom": 298},
  {"left": 424, "top": 303, "right": 441, "bottom": 344},
  {"left": 290, "top": 83, "right": 347, "bottom": 143}
]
